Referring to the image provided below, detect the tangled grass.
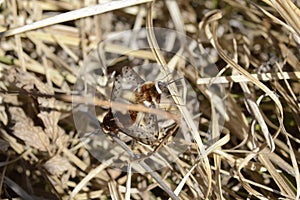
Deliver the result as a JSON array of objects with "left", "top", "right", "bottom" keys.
[{"left": 0, "top": 0, "right": 299, "bottom": 199}]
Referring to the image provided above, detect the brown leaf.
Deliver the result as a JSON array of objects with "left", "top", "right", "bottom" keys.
[
  {"left": 38, "top": 110, "right": 67, "bottom": 150},
  {"left": 10, "top": 107, "right": 50, "bottom": 152},
  {"left": 7, "top": 68, "right": 53, "bottom": 94},
  {"left": 7, "top": 68, "right": 35, "bottom": 91},
  {"left": 43, "top": 155, "right": 74, "bottom": 176}
]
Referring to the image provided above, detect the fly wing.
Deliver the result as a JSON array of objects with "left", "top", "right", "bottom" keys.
[
  {"left": 111, "top": 67, "right": 144, "bottom": 101},
  {"left": 110, "top": 66, "right": 145, "bottom": 128},
  {"left": 126, "top": 111, "right": 159, "bottom": 145},
  {"left": 110, "top": 67, "right": 160, "bottom": 145},
  {"left": 122, "top": 67, "right": 144, "bottom": 85}
]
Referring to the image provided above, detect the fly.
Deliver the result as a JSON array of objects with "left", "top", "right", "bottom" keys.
[{"left": 101, "top": 67, "right": 179, "bottom": 145}]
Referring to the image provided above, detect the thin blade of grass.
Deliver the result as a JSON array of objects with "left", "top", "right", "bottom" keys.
[{"left": 0, "top": 0, "right": 153, "bottom": 37}]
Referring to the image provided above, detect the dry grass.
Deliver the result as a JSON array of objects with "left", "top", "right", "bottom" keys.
[{"left": 0, "top": 0, "right": 299, "bottom": 199}]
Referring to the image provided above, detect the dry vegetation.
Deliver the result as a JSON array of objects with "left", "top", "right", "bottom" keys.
[{"left": 0, "top": 0, "right": 300, "bottom": 199}]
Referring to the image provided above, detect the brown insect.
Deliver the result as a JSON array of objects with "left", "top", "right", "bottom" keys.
[{"left": 101, "top": 67, "right": 179, "bottom": 145}]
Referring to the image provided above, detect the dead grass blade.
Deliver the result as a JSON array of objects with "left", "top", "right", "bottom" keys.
[
  {"left": 0, "top": 0, "right": 153, "bottom": 37},
  {"left": 285, "top": 131, "right": 300, "bottom": 200},
  {"left": 256, "top": 1, "right": 300, "bottom": 45},
  {"left": 258, "top": 154, "right": 295, "bottom": 197},
  {"left": 125, "top": 164, "right": 132, "bottom": 200},
  {"left": 197, "top": 71, "right": 300, "bottom": 84},
  {"left": 1, "top": 0, "right": 299, "bottom": 199},
  {"left": 165, "top": 0, "right": 185, "bottom": 34},
  {"left": 69, "top": 157, "right": 115, "bottom": 200},
  {"left": 172, "top": 164, "right": 197, "bottom": 197},
  {"left": 0, "top": 156, "right": 8, "bottom": 197},
  {"left": 4, "top": 176, "right": 36, "bottom": 200},
  {"left": 146, "top": 2, "right": 212, "bottom": 198},
  {"left": 208, "top": 11, "right": 283, "bottom": 152},
  {"left": 264, "top": 0, "right": 300, "bottom": 38}
]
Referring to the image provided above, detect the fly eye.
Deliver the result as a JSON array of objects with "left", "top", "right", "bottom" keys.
[
  {"left": 157, "top": 81, "right": 165, "bottom": 88},
  {"left": 155, "top": 81, "right": 164, "bottom": 94},
  {"left": 158, "top": 81, "right": 172, "bottom": 94}
]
